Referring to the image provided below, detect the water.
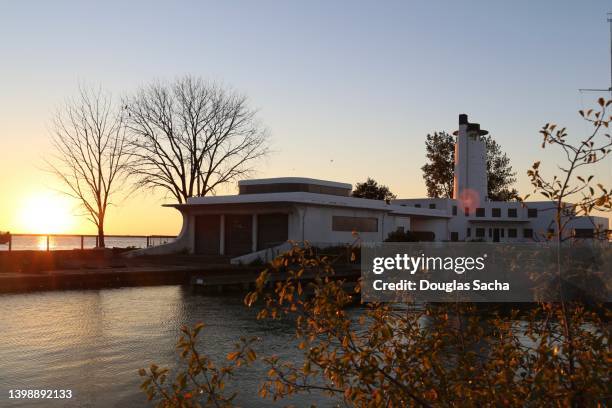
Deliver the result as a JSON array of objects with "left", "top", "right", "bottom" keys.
[
  {"left": 0, "top": 286, "right": 329, "bottom": 407},
  {"left": 0, "top": 236, "right": 174, "bottom": 251}
]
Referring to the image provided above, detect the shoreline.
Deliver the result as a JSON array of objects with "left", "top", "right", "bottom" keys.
[{"left": 0, "top": 248, "right": 362, "bottom": 294}]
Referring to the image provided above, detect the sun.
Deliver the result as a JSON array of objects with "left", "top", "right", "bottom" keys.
[{"left": 17, "top": 192, "right": 75, "bottom": 234}]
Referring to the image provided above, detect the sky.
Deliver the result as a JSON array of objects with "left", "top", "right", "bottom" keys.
[{"left": 0, "top": 0, "right": 611, "bottom": 235}]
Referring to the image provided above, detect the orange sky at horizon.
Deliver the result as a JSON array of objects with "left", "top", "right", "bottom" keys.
[{"left": 0, "top": 145, "right": 609, "bottom": 236}]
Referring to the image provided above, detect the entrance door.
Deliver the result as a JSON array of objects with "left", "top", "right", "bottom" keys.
[
  {"left": 195, "top": 215, "right": 220, "bottom": 255},
  {"left": 493, "top": 228, "right": 500, "bottom": 242},
  {"left": 225, "top": 214, "right": 253, "bottom": 257}
]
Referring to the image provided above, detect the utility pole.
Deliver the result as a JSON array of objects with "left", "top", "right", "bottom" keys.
[{"left": 579, "top": 13, "right": 612, "bottom": 97}]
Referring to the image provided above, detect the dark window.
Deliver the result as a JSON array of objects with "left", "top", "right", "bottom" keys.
[
  {"left": 257, "top": 213, "right": 289, "bottom": 251},
  {"left": 225, "top": 214, "right": 253, "bottom": 257},
  {"left": 476, "top": 228, "right": 485, "bottom": 238},
  {"left": 476, "top": 208, "right": 485, "bottom": 217},
  {"left": 501, "top": 228, "right": 505, "bottom": 238},
  {"left": 332, "top": 216, "right": 378, "bottom": 232},
  {"left": 450, "top": 232, "right": 459, "bottom": 241},
  {"left": 488, "top": 228, "right": 492, "bottom": 238},
  {"left": 452, "top": 205, "right": 457, "bottom": 215},
  {"left": 466, "top": 228, "right": 471, "bottom": 237},
  {"left": 574, "top": 228, "right": 594, "bottom": 238},
  {"left": 195, "top": 215, "right": 220, "bottom": 255},
  {"left": 415, "top": 204, "right": 421, "bottom": 208},
  {"left": 528, "top": 208, "right": 538, "bottom": 218},
  {"left": 492, "top": 208, "right": 501, "bottom": 217},
  {"left": 240, "top": 183, "right": 350, "bottom": 197},
  {"left": 429, "top": 203, "right": 436, "bottom": 209},
  {"left": 508, "top": 208, "right": 517, "bottom": 218},
  {"left": 523, "top": 228, "right": 533, "bottom": 238},
  {"left": 464, "top": 207, "right": 470, "bottom": 216},
  {"left": 508, "top": 228, "right": 517, "bottom": 238}
]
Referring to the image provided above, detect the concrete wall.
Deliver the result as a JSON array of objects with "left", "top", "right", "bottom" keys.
[
  {"left": 410, "top": 218, "right": 448, "bottom": 241},
  {"left": 292, "top": 205, "right": 410, "bottom": 244}
]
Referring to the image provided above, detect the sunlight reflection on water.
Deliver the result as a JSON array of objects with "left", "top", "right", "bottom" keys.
[{"left": 0, "top": 286, "right": 325, "bottom": 408}]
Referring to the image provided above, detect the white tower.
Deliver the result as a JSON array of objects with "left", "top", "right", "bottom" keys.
[{"left": 453, "top": 114, "right": 488, "bottom": 204}]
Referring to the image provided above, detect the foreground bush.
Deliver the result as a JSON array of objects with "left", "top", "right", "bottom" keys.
[{"left": 141, "top": 244, "right": 610, "bottom": 407}]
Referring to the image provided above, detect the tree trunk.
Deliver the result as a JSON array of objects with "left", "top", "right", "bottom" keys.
[{"left": 98, "top": 225, "right": 105, "bottom": 248}]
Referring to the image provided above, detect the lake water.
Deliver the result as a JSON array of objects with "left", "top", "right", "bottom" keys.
[{"left": 0, "top": 286, "right": 330, "bottom": 407}]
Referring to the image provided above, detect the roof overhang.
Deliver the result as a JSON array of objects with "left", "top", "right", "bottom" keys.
[{"left": 165, "top": 192, "right": 450, "bottom": 218}]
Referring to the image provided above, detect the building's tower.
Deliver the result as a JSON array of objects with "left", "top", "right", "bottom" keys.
[{"left": 453, "top": 114, "right": 488, "bottom": 204}]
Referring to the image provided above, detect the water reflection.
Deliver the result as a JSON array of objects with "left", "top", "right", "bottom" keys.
[{"left": 0, "top": 286, "right": 316, "bottom": 408}]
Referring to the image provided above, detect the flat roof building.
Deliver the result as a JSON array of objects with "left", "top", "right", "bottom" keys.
[{"left": 138, "top": 115, "right": 610, "bottom": 263}]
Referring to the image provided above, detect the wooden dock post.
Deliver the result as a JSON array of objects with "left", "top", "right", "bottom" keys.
[
  {"left": 81, "top": 235, "right": 84, "bottom": 250},
  {"left": 46, "top": 235, "right": 50, "bottom": 251}
]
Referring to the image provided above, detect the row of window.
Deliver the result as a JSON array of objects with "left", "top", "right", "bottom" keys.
[
  {"left": 414, "top": 203, "right": 437, "bottom": 209},
  {"left": 462, "top": 227, "right": 535, "bottom": 239},
  {"left": 449, "top": 205, "right": 538, "bottom": 218},
  {"left": 413, "top": 203, "right": 539, "bottom": 218}
]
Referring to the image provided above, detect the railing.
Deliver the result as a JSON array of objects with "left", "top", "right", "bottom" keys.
[{"left": 0, "top": 233, "right": 176, "bottom": 252}]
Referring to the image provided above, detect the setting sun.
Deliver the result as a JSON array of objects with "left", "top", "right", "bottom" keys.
[{"left": 17, "top": 193, "right": 75, "bottom": 234}]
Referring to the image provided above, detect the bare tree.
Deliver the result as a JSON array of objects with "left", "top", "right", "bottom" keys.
[
  {"left": 525, "top": 97, "right": 612, "bottom": 241},
  {"left": 47, "top": 87, "right": 130, "bottom": 248},
  {"left": 124, "top": 76, "right": 269, "bottom": 203}
]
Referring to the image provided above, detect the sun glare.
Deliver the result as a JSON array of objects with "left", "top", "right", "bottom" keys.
[{"left": 17, "top": 193, "right": 75, "bottom": 234}]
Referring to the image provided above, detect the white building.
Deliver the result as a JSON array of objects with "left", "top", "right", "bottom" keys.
[{"left": 143, "top": 114, "right": 609, "bottom": 262}]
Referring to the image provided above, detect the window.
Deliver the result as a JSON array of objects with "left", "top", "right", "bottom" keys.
[
  {"left": 464, "top": 207, "right": 470, "bottom": 216},
  {"left": 492, "top": 208, "right": 501, "bottom": 217},
  {"left": 507, "top": 208, "right": 517, "bottom": 218},
  {"left": 574, "top": 228, "right": 594, "bottom": 238},
  {"left": 501, "top": 228, "right": 505, "bottom": 238},
  {"left": 415, "top": 204, "right": 421, "bottom": 208},
  {"left": 528, "top": 208, "right": 538, "bottom": 218},
  {"left": 452, "top": 205, "right": 457, "bottom": 216},
  {"left": 508, "top": 228, "right": 517, "bottom": 238},
  {"left": 429, "top": 203, "right": 436, "bottom": 209},
  {"left": 332, "top": 216, "right": 378, "bottom": 232},
  {"left": 476, "top": 208, "right": 485, "bottom": 217},
  {"left": 476, "top": 228, "right": 485, "bottom": 238},
  {"left": 523, "top": 228, "right": 533, "bottom": 238},
  {"left": 240, "top": 183, "right": 350, "bottom": 196},
  {"left": 450, "top": 232, "right": 459, "bottom": 241},
  {"left": 466, "top": 228, "right": 471, "bottom": 237}
]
